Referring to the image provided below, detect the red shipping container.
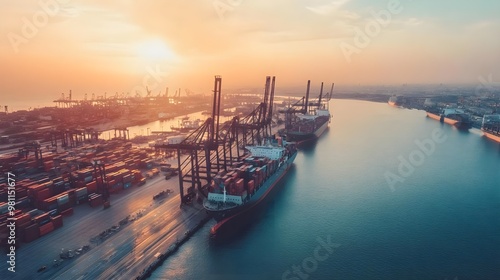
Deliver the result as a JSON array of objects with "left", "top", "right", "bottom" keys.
[
  {"left": 24, "top": 223, "right": 39, "bottom": 242},
  {"left": 236, "top": 178, "right": 244, "bottom": 187},
  {"left": 235, "top": 179, "right": 245, "bottom": 193},
  {"left": 41, "top": 197, "right": 58, "bottom": 211},
  {"left": 61, "top": 208, "right": 73, "bottom": 217},
  {"left": 248, "top": 180, "right": 255, "bottom": 193},
  {"left": 51, "top": 215, "right": 63, "bottom": 228},
  {"left": 86, "top": 181, "right": 98, "bottom": 193},
  {"left": 37, "top": 188, "right": 51, "bottom": 201},
  {"left": 90, "top": 196, "right": 103, "bottom": 208},
  {"left": 14, "top": 214, "right": 31, "bottom": 226},
  {"left": 39, "top": 221, "right": 54, "bottom": 236},
  {"left": 44, "top": 161, "right": 53, "bottom": 172},
  {"left": 44, "top": 154, "right": 55, "bottom": 161},
  {"left": 34, "top": 213, "right": 50, "bottom": 225}
]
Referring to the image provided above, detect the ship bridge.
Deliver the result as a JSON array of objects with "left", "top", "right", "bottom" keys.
[{"left": 245, "top": 146, "right": 285, "bottom": 160}]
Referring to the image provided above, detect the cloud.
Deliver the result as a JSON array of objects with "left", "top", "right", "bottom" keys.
[
  {"left": 404, "top": 18, "right": 423, "bottom": 27},
  {"left": 306, "top": 0, "right": 351, "bottom": 15}
]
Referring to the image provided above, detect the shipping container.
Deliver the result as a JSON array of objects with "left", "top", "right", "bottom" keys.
[
  {"left": 0, "top": 203, "right": 8, "bottom": 215},
  {"left": 15, "top": 197, "right": 30, "bottom": 210},
  {"left": 14, "top": 213, "right": 31, "bottom": 226},
  {"left": 60, "top": 208, "right": 73, "bottom": 217},
  {"left": 86, "top": 181, "right": 98, "bottom": 193},
  {"left": 57, "top": 194, "right": 69, "bottom": 206},
  {"left": 51, "top": 215, "right": 63, "bottom": 228},
  {"left": 24, "top": 223, "right": 39, "bottom": 242},
  {"left": 33, "top": 213, "right": 50, "bottom": 225},
  {"left": 41, "top": 197, "right": 58, "bottom": 211},
  {"left": 89, "top": 194, "right": 104, "bottom": 208},
  {"left": 248, "top": 180, "right": 255, "bottom": 194},
  {"left": 39, "top": 221, "right": 54, "bottom": 236},
  {"left": 75, "top": 187, "right": 88, "bottom": 199},
  {"left": 37, "top": 188, "right": 51, "bottom": 201}
]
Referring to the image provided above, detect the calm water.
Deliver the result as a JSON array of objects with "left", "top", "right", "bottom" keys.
[{"left": 151, "top": 99, "right": 500, "bottom": 280}]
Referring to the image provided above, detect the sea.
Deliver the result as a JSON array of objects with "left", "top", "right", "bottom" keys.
[{"left": 149, "top": 99, "right": 500, "bottom": 280}]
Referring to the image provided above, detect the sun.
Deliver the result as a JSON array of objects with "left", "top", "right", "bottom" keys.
[{"left": 137, "top": 39, "right": 176, "bottom": 61}]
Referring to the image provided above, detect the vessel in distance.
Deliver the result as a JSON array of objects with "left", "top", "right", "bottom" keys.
[
  {"left": 284, "top": 82, "right": 333, "bottom": 143},
  {"left": 426, "top": 108, "right": 472, "bottom": 129},
  {"left": 481, "top": 114, "right": 500, "bottom": 143}
]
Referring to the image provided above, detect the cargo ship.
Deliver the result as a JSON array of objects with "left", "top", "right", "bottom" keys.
[
  {"left": 284, "top": 81, "right": 332, "bottom": 143},
  {"left": 203, "top": 137, "right": 297, "bottom": 233},
  {"left": 481, "top": 115, "right": 500, "bottom": 143},
  {"left": 426, "top": 108, "right": 471, "bottom": 129},
  {"left": 388, "top": 95, "right": 400, "bottom": 107},
  {"left": 170, "top": 119, "right": 202, "bottom": 132}
]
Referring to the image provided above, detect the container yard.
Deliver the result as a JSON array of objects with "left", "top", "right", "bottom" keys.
[
  {"left": 0, "top": 75, "right": 289, "bottom": 279},
  {"left": 0, "top": 140, "right": 164, "bottom": 247},
  {"left": 0, "top": 129, "right": 214, "bottom": 279}
]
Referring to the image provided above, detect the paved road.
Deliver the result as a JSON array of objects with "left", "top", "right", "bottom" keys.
[
  {"left": 0, "top": 158, "right": 207, "bottom": 279},
  {"left": 48, "top": 195, "right": 205, "bottom": 280}
]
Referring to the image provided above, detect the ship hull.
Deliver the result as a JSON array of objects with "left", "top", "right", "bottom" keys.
[
  {"left": 442, "top": 116, "right": 460, "bottom": 126},
  {"left": 482, "top": 130, "right": 500, "bottom": 143},
  {"left": 427, "top": 112, "right": 468, "bottom": 128},
  {"left": 426, "top": 112, "right": 442, "bottom": 122},
  {"left": 208, "top": 151, "right": 297, "bottom": 235},
  {"left": 286, "top": 119, "right": 329, "bottom": 143}
]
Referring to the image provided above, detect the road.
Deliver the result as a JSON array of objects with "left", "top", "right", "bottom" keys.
[
  {"left": 1, "top": 159, "right": 208, "bottom": 280},
  {"left": 48, "top": 194, "right": 206, "bottom": 280}
]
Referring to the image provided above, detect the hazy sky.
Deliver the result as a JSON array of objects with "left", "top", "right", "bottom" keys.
[{"left": 1, "top": 0, "right": 500, "bottom": 109}]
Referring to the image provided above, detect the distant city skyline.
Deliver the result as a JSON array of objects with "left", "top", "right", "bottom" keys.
[{"left": 1, "top": 0, "right": 499, "bottom": 107}]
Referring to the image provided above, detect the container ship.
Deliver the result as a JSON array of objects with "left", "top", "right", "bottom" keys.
[
  {"left": 284, "top": 81, "right": 332, "bottom": 143},
  {"left": 481, "top": 114, "right": 500, "bottom": 143},
  {"left": 388, "top": 95, "right": 400, "bottom": 107},
  {"left": 170, "top": 119, "right": 202, "bottom": 132},
  {"left": 203, "top": 137, "right": 297, "bottom": 234},
  {"left": 426, "top": 108, "right": 471, "bottom": 129}
]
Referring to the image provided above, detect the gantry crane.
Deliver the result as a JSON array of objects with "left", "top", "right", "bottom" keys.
[
  {"left": 157, "top": 76, "right": 275, "bottom": 205},
  {"left": 236, "top": 76, "right": 276, "bottom": 147}
]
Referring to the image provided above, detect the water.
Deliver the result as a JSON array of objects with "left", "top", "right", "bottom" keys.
[
  {"left": 150, "top": 99, "right": 500, "bottom": 280},
  {"left": 98, "top": 111, "right": 235, "bottom": 140}
]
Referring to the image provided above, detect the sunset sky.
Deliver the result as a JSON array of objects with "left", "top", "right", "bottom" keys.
[{"left": 1, "top": 0, "right": 500, "bottom": 110}]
